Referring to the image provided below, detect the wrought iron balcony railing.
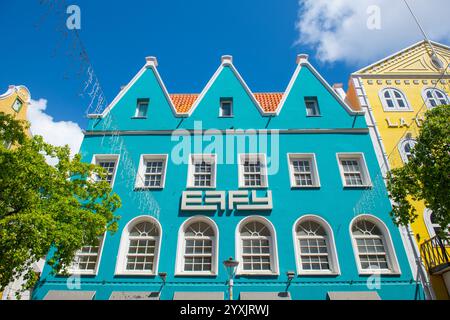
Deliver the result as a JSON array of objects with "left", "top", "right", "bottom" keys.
[{"left": 420, "top": 235, "right": 450, "bottom": 275}]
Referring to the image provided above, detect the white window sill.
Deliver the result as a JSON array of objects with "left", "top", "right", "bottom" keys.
[
  {"left": 175, "top": 272, "right": 217, "bottom": 276},
  {"left": 297, "top": 271, "right": 340, "bottom": 276},
  {"left": 115, "top": 271, "right": 157, "bottom": 276},
  {"left": 65, "top": 271, "right": 98, "bottom": 276},
  {"left": 343, "top": 184, "right": 372, "bottom": 189},
  {"left": 134, "top": 186, "right": 164, "bottom": 190},
  {"left": 186, "top": 186, "right": 216, "bottom": 189},
  {"left": 382, "top": 109, "right": 414, "bottom": 113},
  {"left": 358, "top": 270, "right": 400, "bottom": 276},
  {"left": 238, "top": 185, "right": 268, "bottom": 189},
  {"left": 290, "top": 185, "right": 321, "bottom": 189},
  {"left": 236, "top": 271, "right": 279, "bottom": 276}
]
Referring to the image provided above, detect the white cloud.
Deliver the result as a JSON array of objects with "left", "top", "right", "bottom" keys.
[
  {"left": 27, "top": 98, "right": 83, "bottom": 159},
  {"left": 296, "top": 0, "right": 450, "bottom": 66}
]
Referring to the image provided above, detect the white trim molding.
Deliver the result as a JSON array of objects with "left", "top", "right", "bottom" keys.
[
  {"left": 292, "top": 215, "right": 340, "bottom": 276},
  {"left": 135, "top": 154, "right": 168, "bottom": 189},
  {"left": 336, "top": 152, "right": 372, "bottom": 188},
  {"left": 238, "top": 153, "right": 269, "bottom": 189},
  {"left": 287, "top": 153, "right": 321, "bottom": 188},
  {"left": 235, "top": 215, "right": 279, "bottom": 276},
  {"left": 378, "top": 87, "right": 412, "bottom": 112},
  {"left": 421, "top": 87, "right": 450, "bottom": 109},
  {"left": 91, "top": 154, "right": 120, "bottom": 188},
  {"left": 115, "top": 215, "right": 162, "bottom": 276},
  {"left": 186, "top": 154, "right": 217, "bottom": 189},
  {"left": 349, "top": 214, "right": 401, "bottom": 276},
  {"left": 175, "top": 216, "right": 219, "bottom": 276},
  {"left": 67, "top": 233, "right": 106, "bottom": 276}
]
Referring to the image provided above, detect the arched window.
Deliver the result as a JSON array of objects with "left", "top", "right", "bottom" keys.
[
  {"left": 176, "top": 217, "right": 218, "bottom": 275},
  {"left": 293, "top": 216, "right": 340, "bottom": 275},
  {"left": 380, "top": 88, "right": 410, "bottom": 111},
  {"left": 398, "top": 138, "right": 417, "bottom": 164},
  {"left": 350, "top": 215, "right": 400, "bottom": 274},
  {"left": 115, "top": 216, "right": 161, "bottom": 275},
  {"left": 423, "top": 88, "right": 449, "bottom": 109},
  {"left": 236, "top": 216, "right": 279, "bottom": 275},
  {"left": 424, "top": 209, "right": 449, "bottom": 239}
]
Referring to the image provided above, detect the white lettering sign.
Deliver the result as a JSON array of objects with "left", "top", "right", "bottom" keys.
[{"left": 181, "top": 190, "right": 273, "bottom": 211}]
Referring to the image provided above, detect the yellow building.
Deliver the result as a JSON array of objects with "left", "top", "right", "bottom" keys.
[
  {"left": 346, "top": 40, "right": 450, "bottom": 300},
  {"left": 0, "top": 85, "right": 31, "bottom": 137}
]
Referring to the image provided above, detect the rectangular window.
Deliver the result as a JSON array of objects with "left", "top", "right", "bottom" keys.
[
  {"left": 337, "top": 153, "right": 371, "bottom": 187},
  {"left": 135, "top": 155, "right": 168, "bottom": 189},
  {"left": 93, "top": 155, "right": 119, "bottom": 187},
  {"left": 69, "top": 237, "right": 104, "bottom": 275},
  {"left": 299, "top": 238, "right": 330, "bottom": 271},
  {"left": 187, "top": 154, "right": 217, "bottom": 188},
  {"left": 12, "top": 98, "right": 23, "bottom": 113},
  {"left": 183, "top": 239, "right": 213, "bottom": 272},
  {"left": 134, "top": 99, "right": 149, "bottom": 118},
  {"left": 219, "top": 98, "right": 233, "bottom": 117},
  {"left": 288, "top": 154, "right": 320, "bottom": 188},
  {"left": 305, "top": 97, "right": 320, "bottom": 116},
  {"left": 239, "top": 154, "right": 268, "bottom": 188},
  {"left": 242, "top": 239, "right": 271, "bottom": 271}
]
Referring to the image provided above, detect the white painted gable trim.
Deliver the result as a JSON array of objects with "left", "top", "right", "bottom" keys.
[
  {"left": 352, "top": 40, "right": 450, "bottom": 75},
  {"left": 275, "top": 56, "right": 363, "bottom": 116},
  {"left": 87, "top": 58, "right": 180, "bottom": 119},
  {"left": 185, "top": 57, "right": 272, "bottom": 117}
]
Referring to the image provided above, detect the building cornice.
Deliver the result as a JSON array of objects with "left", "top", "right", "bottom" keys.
[{"left": 83, "top": 128, "right": 369, "bottom": 136}]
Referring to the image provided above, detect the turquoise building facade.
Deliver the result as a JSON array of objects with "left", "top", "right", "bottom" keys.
[{"left": 33, "top": 54, "right": 424, "bottom": 300}]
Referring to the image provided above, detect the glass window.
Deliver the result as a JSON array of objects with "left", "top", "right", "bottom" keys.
[
  {"left": 352, "top": 220, "right": 389, "bottom": 271},
  {"left": 296, "top": 220, "right": 330, "bottom": 271},
  {"left": 288, "top": 154, "right": 320, "bottom": 187},
  {"left": 135, "top": 99, "right": 149, "bottom": 118},
  {"left": 305, "top": 97, "right": 320, "bottom": 116},
  {"left": 220, "top": 99, "right": 233, "bottom": 117},
  {"left": 188, "top": 154, "right": 216, "bottom": 188},
  {"left": 239, "top": 154, "right": 268, "bottom": 188},
  {"left": 126, "top": 221, "right": 159, "bottom": 272},
  {"left": 337, "top": 154, "right": 371, "bottom": 187},
  {"left": 12, "top": 98, "right": 23, "bottom": 113},
  {"left": 70, "top": 237, "right": 103, "bottom": 274},
  {"left": 182, "top": 220, "right": 215, "bottom": 273},
  {"left": 380, "top": 89, "right": 410, "bottom": 111},
  {"left": 240, "top": 221, "right": 273, "bottom": 272},
  {"left": 423, "top": 88, "right": 449, "bottom": 109}
]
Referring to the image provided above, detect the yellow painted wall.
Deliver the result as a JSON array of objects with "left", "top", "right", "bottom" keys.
[
  {"left": 0, "top": 85, "right": 31, "bottom": 136},
  {"left": 347, "top": 41, "right": 450, "bottom": 299}
]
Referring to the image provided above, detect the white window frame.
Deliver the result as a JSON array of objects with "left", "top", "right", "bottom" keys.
[
  {"left": 379, "top": 88, "right": 412, "bottom": 112},
  {"left": 135, "top": 154, "right": 168, "bottom": 189},
  {"left": 336, "top": 153, "right": 372, "bottom": 188},
  {"left": 235, "top": 216, "right": 279, "bottom": 276},
  {"left": 67, "top": 234, "right": 106, "bottom": 276},
  {"left": 287, "top": 153, "right": 321, "bottom": 188},
  {"left": 422, "top": 87, "right": 449, "bottom": 109},
  {"left": 91, "top": 154, "right": 120, "bottom": 188},
  {"left": 292, "top": 215, "right": 340, "bottom": 275},
  {"left": 304, "top": 97, "right": 320, "bottom": 117},
  {"left": 175, "top": 216, "right": 219, "bottom": 276},
  {"left": 134, "top": 99, "right": 149, "bottom": 118},
  {"left": 187, "top": 154, "right": 217, "bottom": 189},
  {"left": 238, "top": 153, "right": 268, "bottom": 189},
  {"left": 398, "top": 138, "right": 416, "bottom": 164},
  {"left": 219, "top": 99, "right": 233, "bottom": 117},
  {"left": 115, "top": 216, "right": 162, "bottom": 276},
  {"left": 11, "top": 97, "right": 23, "bottom": 113},
  {"left": 349, "top": 215, "right": 401, "bottom": 275}
]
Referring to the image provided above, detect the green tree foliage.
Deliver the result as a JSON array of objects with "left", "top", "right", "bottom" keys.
[
  {"left": 0, "top": 112, "right": 121, "bottom": 294},
  {"left": 387, "top": 105, "right": 450, "bottom": 239}
]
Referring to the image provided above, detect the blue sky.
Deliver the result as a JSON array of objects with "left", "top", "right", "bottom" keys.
[
  {"left": 0, "top": 0, "right": 349, "bottom": 129},
  {"left": 1, "top": 0, "right": 449, "bottom": 138}
]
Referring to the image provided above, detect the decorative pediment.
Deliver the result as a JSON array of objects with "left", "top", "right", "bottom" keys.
[{"left": 354, "top": 40, "right": 450, "bottom": 76}]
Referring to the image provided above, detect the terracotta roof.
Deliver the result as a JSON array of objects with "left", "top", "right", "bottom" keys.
[
  {"left": 169, "top": 94, "right": 199, "bottom": 113},
  {"left": 169, "top": 92, "right": 283, "bottom": 113},
  {"left": 253, "top": 92, "right": 283, "bottom": 112}
]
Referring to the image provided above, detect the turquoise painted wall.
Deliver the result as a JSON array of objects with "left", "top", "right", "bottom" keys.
[{"left": 33, "top": 61, "right": 423, "bottom": 300}]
